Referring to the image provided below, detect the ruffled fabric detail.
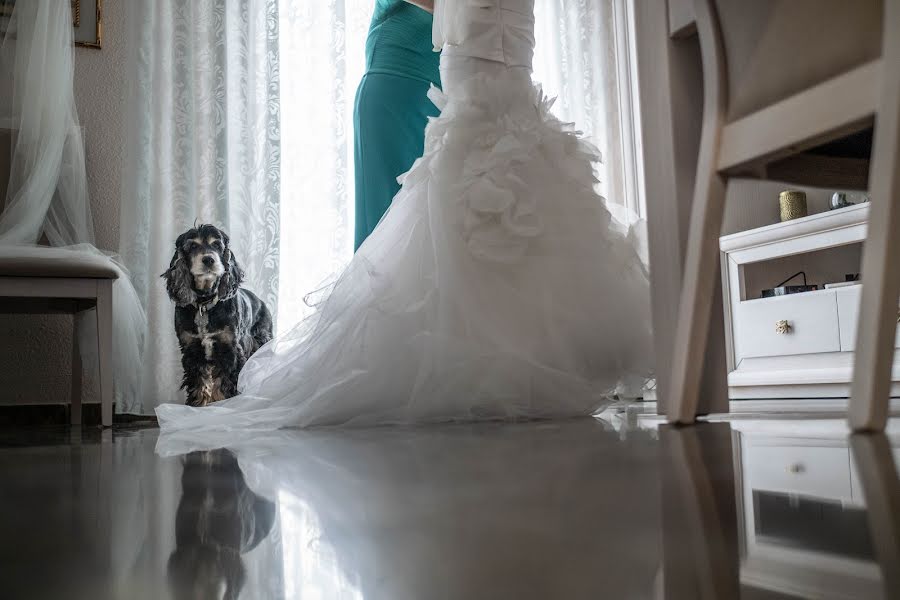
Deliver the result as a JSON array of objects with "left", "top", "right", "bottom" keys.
[{"left": 400, "top": 71, "right": 604, "bottom": 263}]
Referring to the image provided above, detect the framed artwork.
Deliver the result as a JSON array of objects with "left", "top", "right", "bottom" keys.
[
  {"left": 0, "top": 0, "right": 102, "bottom": 49},
  {"left": 73, "top": 0, "right": 102, "bottom": 49}
]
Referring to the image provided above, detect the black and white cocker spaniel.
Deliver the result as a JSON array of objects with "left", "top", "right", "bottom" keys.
[{"left": 163, "top": 224, "right": 273, "bottom": 407}]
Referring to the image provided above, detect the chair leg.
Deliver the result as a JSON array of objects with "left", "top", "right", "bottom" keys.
[
  {"left": 667, "top": 0, "right": 729, "bottom": 424},
  {"left": 850, "top": 0, "right": 900, "bottom": 432},
  {"left": 668, "top": 175, "right": 728, "bottom": 425},
  {"left": 96, "top": 280, "right": 114, "bottom": 428},
  {"left": 70, "top": 316, "right": 82, "bottom": 426}
]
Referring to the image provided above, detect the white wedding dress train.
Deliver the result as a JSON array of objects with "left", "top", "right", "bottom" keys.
[{"left": 157, "top": 0, "right": 653, "bottom": 431}]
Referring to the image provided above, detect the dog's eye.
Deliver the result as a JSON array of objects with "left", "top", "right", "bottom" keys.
[{"left": 211, "top": 240, "right": 222, "bottom": 250}]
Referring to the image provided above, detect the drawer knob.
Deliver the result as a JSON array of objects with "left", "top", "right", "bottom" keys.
[
  {"left": 775, "top": 320, "right": 792, "bottom": 334},
  {"left": 787, "top": 463, "right": 805, "bottom": 474}
]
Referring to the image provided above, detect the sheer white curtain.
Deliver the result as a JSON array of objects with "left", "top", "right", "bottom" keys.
[
  {"left": 276, "top": 0, "right": 374, "bottom": 333},
  {"left": 119, "top": 0, "right": 281, "bottom": 410}
]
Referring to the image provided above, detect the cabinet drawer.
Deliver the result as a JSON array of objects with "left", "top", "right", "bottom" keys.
[
  {"left": 735, "top": 293, "right": 840, "bottom": 360},
  {"left": 744, "top": 444, "right": 852, "bottom": 501},
  {"left": 836, "top": 285, "right": 900, "bottom": 352}
]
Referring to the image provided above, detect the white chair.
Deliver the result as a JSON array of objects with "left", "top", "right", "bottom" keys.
[
  {"left": 668, "top": 0, "right": 900, "bottom": 431},
  {"left": 0, "top": 249, "right": 116, "bottom": 426}
]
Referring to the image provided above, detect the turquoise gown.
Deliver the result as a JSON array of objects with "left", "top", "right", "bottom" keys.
[{"left": 353, "top": 0, "right": 441, "bottom": 250}]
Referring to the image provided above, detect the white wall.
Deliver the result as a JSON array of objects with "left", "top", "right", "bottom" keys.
[{"left": 0, "top": 0, "right": 127, "bottom": 406}]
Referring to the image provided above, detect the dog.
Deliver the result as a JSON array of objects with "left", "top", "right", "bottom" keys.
[{"left": 162, "top": 224, "right": 273, "bottom": 407}]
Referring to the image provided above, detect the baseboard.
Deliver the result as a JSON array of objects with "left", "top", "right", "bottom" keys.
[
  {"left": 633, "top": 398, "right": 900, "bottom": 427},
  {"left": 0, "top": 404, "right": 157, "bottom": 427}
]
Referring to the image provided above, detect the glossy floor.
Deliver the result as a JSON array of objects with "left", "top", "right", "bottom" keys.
[{"left": 0, "top": 408, "right": 898, "bottom": 599}]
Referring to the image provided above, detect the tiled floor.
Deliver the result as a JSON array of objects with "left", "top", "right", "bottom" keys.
[{"left": 0, "top": 407, "right": 897, "bottom": 599}]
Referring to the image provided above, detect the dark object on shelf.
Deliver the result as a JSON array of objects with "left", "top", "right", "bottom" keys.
[
  {"left": 829, "top": 192, "right": 870, "bottom": 210},
  {"left": 761, "top": 271, "right": 818, "bottom": 298},
  {"left": 830, "top": 192, "right": 855, "bottom": 210},
  {"left": 846, "top": 273, "right": 860, "bottom": 282}
]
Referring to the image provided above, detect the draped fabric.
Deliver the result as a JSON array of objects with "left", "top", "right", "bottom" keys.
[
  {"left": 0, "top": 0, "right": 92, "bottom": 245},
  {"left": 0, "top": 0, "right": 146, "bottom": 412},
  {"left": 119, "top": 0, "right": 281, "bottom": 410}
]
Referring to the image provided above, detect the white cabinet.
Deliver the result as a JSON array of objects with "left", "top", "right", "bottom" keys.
[{"left": 720, "top": 203, "right": 900, "bottom": 398}]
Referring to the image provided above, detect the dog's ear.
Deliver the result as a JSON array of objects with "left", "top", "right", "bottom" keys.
[
  {"left": 217, "top": 241, "right": 244, "bottom": 301},
  {"left": 161, "top": 235, "right": 196, "bottom": 307}
]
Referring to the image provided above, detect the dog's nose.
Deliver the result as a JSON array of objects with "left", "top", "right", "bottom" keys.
[{"left": 202, "top": 255, "right": 215, "bottom": 268}]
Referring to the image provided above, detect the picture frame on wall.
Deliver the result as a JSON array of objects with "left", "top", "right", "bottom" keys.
[
  {"left": 0, "top": 0, "right": 102, "bottom": 49},
  {"left": 73, "top": 0, "right": 102, "bottom": 49}
]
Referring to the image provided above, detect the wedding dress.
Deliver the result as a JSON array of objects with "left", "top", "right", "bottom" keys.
[{"left": 156, "top": 0, "right": 653, "bottom": 431}]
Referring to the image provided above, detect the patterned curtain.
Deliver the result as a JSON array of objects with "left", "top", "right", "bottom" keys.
[{"left": 119, "top": 0, "right": 281, "bottom": 411}]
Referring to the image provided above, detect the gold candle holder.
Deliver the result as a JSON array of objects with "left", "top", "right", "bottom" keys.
[{"left": 779, "top": 190, "right": 808, "bottom": 222}]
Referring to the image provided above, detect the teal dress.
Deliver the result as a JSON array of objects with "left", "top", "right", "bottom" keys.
[{"left": 354, "top": 0, "right": 441, "bottom": 250}]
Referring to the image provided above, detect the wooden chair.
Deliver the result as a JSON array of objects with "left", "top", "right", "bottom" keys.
[
  {"left": 0, "top": 249, "right": 117, "bottom": 426},
  {"left": 668, "top": 0, "right": 900, "bottom": 431}
]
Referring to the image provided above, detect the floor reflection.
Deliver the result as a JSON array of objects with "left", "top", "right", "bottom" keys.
[
  {"left": 849, "top": 435, "right": 900, "bottom": 598},
  {"left": 0, "top": 413, "right": 898, "bottom": 599},
  {"left": 168, "top": 449, "right": 276, "bottom": 600},
  {"left": 645, "top": 415, "right": 900, "bottom": 600},
  {"left": 658, "top": 424, "right": 740, "bottom": 600},
  {"left": 161, "top": 420, "right": 662, "bottom": 599}
]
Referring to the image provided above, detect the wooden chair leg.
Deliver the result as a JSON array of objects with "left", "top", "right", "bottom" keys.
[
  {"left": 96, "top": 280, "right": 114, "bottom": 428},
  {"left": 850, "top": 0, "right": 900, "bottom": 432},
  {"left": 70, "top": 316, "right": 82, "bottom": 426},
  {"left": 668, "top": 0, "right": 729, "bottom": 424}
]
